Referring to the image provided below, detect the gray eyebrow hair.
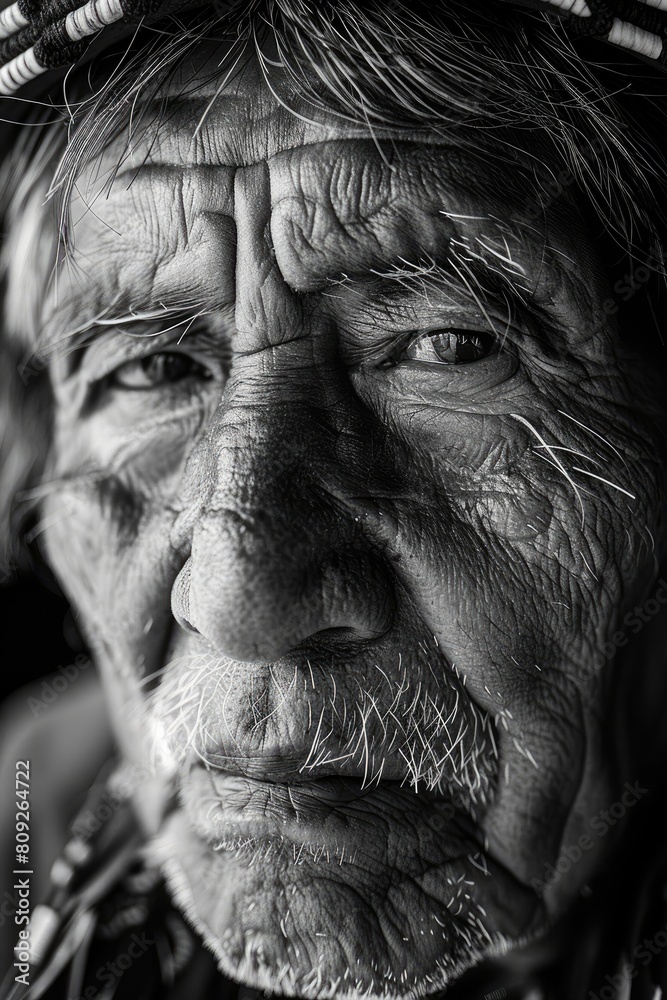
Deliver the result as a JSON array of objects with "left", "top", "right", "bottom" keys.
[
  {"left": 444, "top": 225, "right": 538, "bottom": 331},
  {"left": 329, "top": 222, "right": 540, "bottom": 327},
  {"left": 320, "top": 218, "right": 558, "bottom": 369},
  {"left": 35, "top": 299, "right": 218, "bottom": 366},
  {"left": 345, "top": 201, "right": 538, "bottom": 291}
]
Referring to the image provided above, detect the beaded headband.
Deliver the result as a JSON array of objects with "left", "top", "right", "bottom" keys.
[{"left": 0, "top": 0, "right": 666, "bottom": 98}]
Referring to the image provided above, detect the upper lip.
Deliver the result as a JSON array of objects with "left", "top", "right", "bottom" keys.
[
  {"left": 156, "top": 643, "right": 500, "bottom": 820},
  {"left": 184, "top": 719, "right": 498, "bottom": 814}
]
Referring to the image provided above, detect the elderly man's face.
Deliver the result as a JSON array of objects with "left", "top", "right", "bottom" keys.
[{"left": 29, "top": 53, "right": 661, "bottom": 997}]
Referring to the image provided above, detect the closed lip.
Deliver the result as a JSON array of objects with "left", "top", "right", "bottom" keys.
[
  {"left": 182, "top": 761, "right": 484, "bottom": 853},
  {"left": 180, "top": 731, "right": 495, "bottom": 815}
]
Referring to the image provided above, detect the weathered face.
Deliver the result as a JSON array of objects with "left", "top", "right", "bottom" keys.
[{"left": 23, "top": 52, "right": 664, "bottom": 998}]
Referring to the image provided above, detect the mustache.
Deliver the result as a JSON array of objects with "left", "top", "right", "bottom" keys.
[{"left": 139, "top": 645, "right": 500, "bottom": 815}]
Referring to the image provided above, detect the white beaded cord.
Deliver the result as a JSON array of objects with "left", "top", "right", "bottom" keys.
[
  {"left": 0, "top": 2, "right": 29, "bottom": 40},
  {"left": 544, "top": 0, "right": 592, "bottom": 16},
  {"left": 0, "top": 44, "right": 44, "bottom": 94},
  {"left": 607, "top": 17, "right": 663, "bottom": 58},
  {"left": 65, "top": 0, "right": 123, "bottom": 42}
]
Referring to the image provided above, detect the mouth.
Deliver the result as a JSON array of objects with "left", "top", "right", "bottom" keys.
[
  {"left": 149, "top": 644, "right": 551, "bottom": 995},
  {"left": 153, "top": 646, "right": 504, "bottom": 871},
  {"left": 182, "top": 761, "right": 486, "bottom": 866}
]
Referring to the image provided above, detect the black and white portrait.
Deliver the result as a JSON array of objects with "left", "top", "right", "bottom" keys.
[{"left": 0, "top": 2, "right": 666, "bottom": 998}]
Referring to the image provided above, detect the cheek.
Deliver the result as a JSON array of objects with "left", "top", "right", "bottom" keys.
[
  {"left": 376, "top": 400, "right": 655, "bottom": 756},
  {"left": 383, "top": 388, "right": 654, "bottom": 629},
  {"left": 39, "top": 481, "right": 182, "bottom": 750},
  {"left": 51, "top": 382, "right": 211, "bottom": 496},
  {"left": 472, "top": 481, "right": 554, "bottom": 542},
  {"left": 40, "top": 393, "right": 207, "bottom": 664}
]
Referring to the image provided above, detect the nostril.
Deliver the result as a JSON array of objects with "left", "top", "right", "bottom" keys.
[
  {"left": 288, "top": 625, "right": 388, "bottom": 659},
  {"left": 176, "top": 516, "right": 395, "bottom": 662},
  {"left": 174, "top": 612, "right": 199, "bottom": 635},
  {"left": 171, "top": 559, "right": 200, "bottom": 635}
]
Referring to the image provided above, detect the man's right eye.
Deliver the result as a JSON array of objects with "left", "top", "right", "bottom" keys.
[{"left": 110, "top": 351, "right": 214, "bottom": 389}]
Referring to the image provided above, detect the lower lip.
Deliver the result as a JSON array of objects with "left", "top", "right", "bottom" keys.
[{"left": 182, "top": 765, "right": 477, "bottom": 859}]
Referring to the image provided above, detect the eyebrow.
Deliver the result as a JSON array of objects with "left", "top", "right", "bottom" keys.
[
  {"left": 36, "top": 298, "right": 220, "bottom": 366},
  {"left": 37, "top": 245, "right": 542, "bottom": 375},
  {"left": 318, "top": 215, "right": 565, "bottom": 369},
  {"left": 328, "top": 226, "right": 540, "bottom": 327}
]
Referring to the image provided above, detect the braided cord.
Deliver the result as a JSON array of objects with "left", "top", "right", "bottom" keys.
[{"left": 545, "top": 0, "right": 667, "bottom": 59}]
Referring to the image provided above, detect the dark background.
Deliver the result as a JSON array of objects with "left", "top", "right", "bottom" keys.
[{"left": 0, "top": 576, "right": 86, "bottom": 706}]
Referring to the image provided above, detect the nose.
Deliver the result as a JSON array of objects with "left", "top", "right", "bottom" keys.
[
  {"left": 172, "top": 394, "right": 395, "bottom": 662},
  {"left": 170, "top": 166, "right": 395, "bottom": 663}
]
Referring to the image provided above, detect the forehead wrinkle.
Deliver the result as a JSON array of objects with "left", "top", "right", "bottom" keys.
[
  {"left": 100, "top": 61, "right": 452, "bottom": 173},
  {"left": 42, "top": 130, "right": 600, "bottom": 362},
  {"left": 262, "top": 141, "right": 604, "bottom": 326},
  {"left": 266, "top": 147, "right": 547, "bottom": 297},
  {"left": 46, "top": 164, "right": 238, "bottom": 338},
  {"left": 73, "top": 162, "right": 235, "bottom": 245},
  {"left": 75, "top": 117, "right": 558, "bottom": 282},
  {"left": 108, "top": 134, "right": 454, "bottom": 186}
]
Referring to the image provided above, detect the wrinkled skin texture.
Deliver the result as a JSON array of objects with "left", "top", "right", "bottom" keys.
[{"left": 20, "top": 54, "right": 665, "bottom": 998}]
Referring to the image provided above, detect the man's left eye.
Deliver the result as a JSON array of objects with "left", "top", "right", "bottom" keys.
[
  {"left": 110, "top": 352, "right": 214, "bottom": 389},
  {"left": 402, "top": 329, "right": 497, "bottom": 365}
]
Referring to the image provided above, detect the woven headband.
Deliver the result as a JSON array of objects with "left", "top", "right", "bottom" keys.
[{"left": 0, "top": 0, "right": 666, "bottom": 98}]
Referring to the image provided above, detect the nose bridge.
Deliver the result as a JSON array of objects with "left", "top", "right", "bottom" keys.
[
  {"left": 205, "top": 377, "right": 335, "bottom": 521},
  {"left": 198, "top": 328, "right": 381, "bottom": 575},
  {"left": 210, "top": 156, "right": 377, "bottom": 517},
  {"left": 180, "top": 378, "right": 392, "bottom": 661}
]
